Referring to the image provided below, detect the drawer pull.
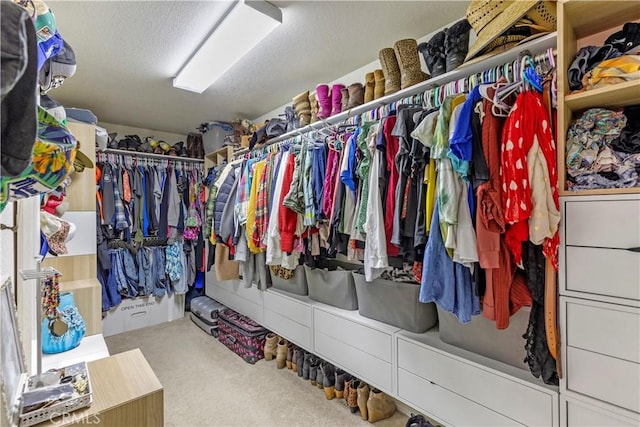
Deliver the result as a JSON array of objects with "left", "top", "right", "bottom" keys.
[{"left": 626, "top": 247, "right": 640, "bottom": 253}]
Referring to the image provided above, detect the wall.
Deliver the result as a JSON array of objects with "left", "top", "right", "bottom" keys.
[
  {"left": 253, "top": 17, "right": 477, "bottom": 123},
  {"left": 0, "top": 203, "right": 15, "bottom": 283},
  {"left": 99, "top": 121, "right": 186, "bottom": 145}
]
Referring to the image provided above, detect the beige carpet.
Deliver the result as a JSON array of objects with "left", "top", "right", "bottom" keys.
[{"left": 106, "top": 316, "right": 408, "bottom": 427}]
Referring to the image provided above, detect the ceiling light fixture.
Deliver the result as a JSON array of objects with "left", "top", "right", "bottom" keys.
[{"left": 173, "top": 0, "right": 282, "bottom": 94}]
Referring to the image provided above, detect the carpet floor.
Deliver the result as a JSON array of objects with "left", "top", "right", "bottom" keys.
[{"left": 106, "top": 316, "right": 408, "bottom": 427}]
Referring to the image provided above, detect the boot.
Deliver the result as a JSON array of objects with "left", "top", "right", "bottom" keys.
[
  {"left": 394, "top": 39, "right": 429, "bottom": 90},
  {"left": 316, "top": 84, "right": 331, "bottom": 119},
  {"left": 417, "top": 30, "right": 446, "bottom": 78},
  {"left": 364, "top": 72, "right": 375, "bottom": 103},
  {"left": 346, "top": 83, "right": 364, "bottom": 109},
  {"left": 367, "top": 388, "right": 397, "bottom": 423},
  {"left": 357, "top": 382, "right": 370, "bottom": 421},
  {"left": 293, "top": 90, "right": 311, "bottom": 127},
  {"left": 445, "top": 19, "right": 471, "bottom": 72},
  {"left": 302, "top": 352, "right": 312, "bottom": 380},
  {"left": 316, "top": 363, "right": 324, "bottom": 390},
  {"left": 291, "top": 347, "right": 299, "bottom": 372},
  {"left": 373, "top": 69, "right": 385, "bottom": 99},
  {"left": 331, "top": 84, "right": 345, "bottom": 116},
  {"left": 321, "top": 362, "right": 335, "bottom": 400},
  {"left": 286, "top": 342, "right": 294, "bottom": 370},
  {"left": 379, "top": 48, "right": 401, "bottom": 95},
  {"left": 309, "top": 358, "right": 320, "bottom": 386},
  {"left": 406, "top": 414, "right": 434, "bottom": 427},
  {"left": 334, "top": 369, "right": 349, "bottom": 399},
  {"left": 264, "top": 333, "right": 278, "bottom": 361},
  {"left": 296, "top": 350, "right": 305, "bottom": 377},
  {"left": 340, "top": 87, "right": 350, "bottom": 112},
  {"left": 348, "top": 379, "right": 361, "bottom": 413},
  {"left": 309, "top": 91, "right": 319, "bottom": 123},
  {"left": 276, "top": 338, "right": 287, "bottom": 369}
]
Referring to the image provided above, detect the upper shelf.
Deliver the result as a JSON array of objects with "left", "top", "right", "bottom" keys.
[
  {"left": 98, "top": 148, "right": 204, "bottom": 163},
  {"left": 563, "top": 0, "right": 640, "bottom": 38},
  {"left": 565, "top": 80, "right": 640, "bottom": 111}
]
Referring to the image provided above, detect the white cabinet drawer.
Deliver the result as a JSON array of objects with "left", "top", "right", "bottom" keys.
[
  {"left": 398, "top": 369, "right": 521, "bottom": 426},
  {"left": 315, "top": 331, "right": 393, "bottom": 393},
  {"left": 566, "top": 301, "right": 639, "bottom": 363},
  {"left": 567, "top": 346, "right": 640, "bottom": 412},
  {"left": 263, "top": 309, "right": 311, "bottom": 350},
  {"left": 563, "top": 397, "right": 639, "bottom": 427},
  {"left": 566, "top": 246, "right": 640, "bottom": 301},
  {"left": 264, "top": 290, "right": 312, "bottom": 327},
  {"left": 565, "top": 199, "right": 640, "bottom": 248},
  {"left": 313, "top": 308, "right": 393, "bottom": 362},
  {"left": 397, "top": 338, "right": 555, "bottom": 427}
]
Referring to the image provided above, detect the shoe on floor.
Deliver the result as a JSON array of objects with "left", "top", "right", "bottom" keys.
[{"left": 367, "top": 388, "right": 397, "bottom": 423}]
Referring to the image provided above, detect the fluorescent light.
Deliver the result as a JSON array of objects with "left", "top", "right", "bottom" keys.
[{"left": 173, "top": 0, "right": 282, "bottom": 93}]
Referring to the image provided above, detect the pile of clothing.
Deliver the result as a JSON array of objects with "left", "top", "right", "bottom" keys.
[{"left": 567, "top": 105, "right": 640, "bottom": 190}]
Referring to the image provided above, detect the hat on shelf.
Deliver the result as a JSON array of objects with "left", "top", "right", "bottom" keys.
[
  {"left": 47, "top": 219, "right": 71, "bottom": 255},
  {"left": 465, "top": 0, "right": 557, "bottom": 62},
  {"left": 39, "top": 94, "right": 67, "bottom": 124},
  {"left": 72, "top": 142, "right": 94, "bottom": 173},
  {"left": 39, "top": 40, "right": 77, "bottom": 93}
]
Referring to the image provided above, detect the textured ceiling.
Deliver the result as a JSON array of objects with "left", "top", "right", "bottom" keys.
[{"left": 48, "top": 0, "right": 468, "bottom": 134}]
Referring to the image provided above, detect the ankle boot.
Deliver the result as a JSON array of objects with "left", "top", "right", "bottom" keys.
[
  {"left": 346, "top": 83, "right": 364, "bottom": 109},
  {"left": 379, "top": 48, "right": 402, "bottom": 95},
  {"left": 293, "top": 91, "right": 311, "bottom": 127},
  {"left": 445, "top": 19, "right": 471, "bottom": 72},
  {"left": 302, "top": 352, "right": 312, "bottom": 380},
  {"left": 373, "top": 69, "right": 385, "bottom": 99},
  {"left": 367, "top": 388, "right": 397, "bottom": 423},
  {"left": 331, "top": 84, "right": 345, "bottom": 116},
  {"left": 334, "top": 369, "right": 348, "bottom": 399},
  {"left": 364, "top": 72, "right": 375, "bottom": 103},
  {"left": 309, "top": 358, "right": 320, "bottom": 386},
  {"left": 418, "top": 30, "right": 446, "bottom": 78},
  {"left": 309, "top": 91, "right": 319, "bottom": 123},
  {"left": 276, "top": 338, "right": 288, "bottom": 369},
  {"left": 394, "top": 39, "right": 429, "bottom": 90},
  {"left": 316, "top": 363, "right": 324, "bottom": 390},
  {"left": 291, "top": 347, "right": 299, "bottom": 372},
  {"left": 356, "top": 382, "right": 370, "bottom": 421},
  {"left": 316, "top": 84, "right": 331, "bottom": 119},
  {"left": 286, "top": 342, "right": 294, "bottom": 370},
  {"left": 347, "top": 379, "right": 361, "bottom": 413},
  {"left": 406, "top": 414, "right": 433, "bottom": 427},
  {"left": 340, "top": 86, "right": 350, "bottom": 112},
  {"left": 296, "top": 350, "right": 305, "bottom": 377},
  {"left": 264, "top": 333, "right": 278, "bottom": 361},
  {"left": 321, "top": 362, "right": 336, "bottom": 400}
]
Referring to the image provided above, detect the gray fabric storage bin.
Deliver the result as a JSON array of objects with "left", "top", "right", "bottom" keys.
[
  {"left": 353, "top": 273, "right": 438, "bottom": 333},
  {"left": 270, "top": 266, "right": 308, "bottom": 296},
  {"left": 437, "top": 305, "right": 530, "bottom": 370},
  {"left": 304, "top": 263, "right": 358, "bottom": 310}
]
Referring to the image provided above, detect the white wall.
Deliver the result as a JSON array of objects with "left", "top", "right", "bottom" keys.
[
  {"left": 0, "top": 202, "right": 15, "bottom": 282},
  {"left": 99, "top": 121, "right": 186, "bottom": 145},
  {"left": 253, "top": 16, "right": 476, "bottom": 123}
]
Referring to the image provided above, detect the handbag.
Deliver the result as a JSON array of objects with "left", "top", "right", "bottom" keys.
[
  {"left": 0, "top": 106, "right": 78, "bottom": 212},
  {"left": 41, "top": 284, "right": 86, "bottom": 354}
]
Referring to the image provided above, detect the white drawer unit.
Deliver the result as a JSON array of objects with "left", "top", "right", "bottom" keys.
[
  {"left": 102, "top": 293, "right": 184, "bottom": 337},
  {"left": 263, "top": 290, "right": 313, "bottom": 349},
  {"left": 313, "top": 306, "right": 399, "bottom": 394},
  {"left": 561, "top": 298, "right": 640, "bottom": 413},
  {"left": 397, "top": 333, "right": 559, "bottom": 427},
  {"left": 205, "top": 274, "right": 263, "bottom": 324},
  {"left": 561, "top": 395, "right": 640, "bottom": 427}
]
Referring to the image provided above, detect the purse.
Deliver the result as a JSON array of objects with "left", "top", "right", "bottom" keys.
[{"left": 41, "top": 282, "right": 86, "bottom": 354}]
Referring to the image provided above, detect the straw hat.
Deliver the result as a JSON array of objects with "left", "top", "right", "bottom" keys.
[{"left": 465, "top": 0, "right": 557, "bottom": 61}]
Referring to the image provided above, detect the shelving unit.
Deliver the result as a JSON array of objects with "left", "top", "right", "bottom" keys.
[
  {"left": 98, "top": 147, "right": 204, "bottom": 163},
  {"left": 556, "top": 0, "right": 640, "bottom": 196}
]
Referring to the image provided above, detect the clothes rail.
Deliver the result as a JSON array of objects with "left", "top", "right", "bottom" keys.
[
  {"left": 98, "top": 148, "right": 205, "bottom": 163},
  {"left": 264, "top": 32, "right": 557, "bottom": 147},
  {"left": 97, "top": 150, "right": 205, "bottom": 172}
]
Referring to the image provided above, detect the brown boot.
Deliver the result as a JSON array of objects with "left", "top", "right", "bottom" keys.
[
  {"left": 378, "top": 48, "right": 401, "bottom": 95},
  {"left": 364, "top": 72, "right": 375, "bottom": 103},
  {"left": 286, "top": 342, "right": 294, "bottom": 370},
  {"left": 346, "top": 379, "right": 359, "bottom": 413},
  {"left": 373, "top": 69, "right": 385, "bottom": 99},
  {"left": 275, "top": 338, "right": 288, "bottom": 369},
  {"left": 340, "top": 87, "right": 350, "bottom": 113},
  {"left": 293, "top": 91, "right": 311, "bottom": 127},
  {"left": 346, "top": 83, "right": 364, "bottom": 109},
  {"left": 309, "top": 91, "right": 319, "bottom": 123},
  {"left": 321, "top": 362, "right": 336, "bottom": 400},
  {"left": 357, "top": 382, "right": 370, "bottom": 421},
  {"left": 367, "top": 388, "right": 397, "bottom": 423},
  {"left": 393, "top": 38, "right": 429, "bottom": 89},
  {"left": 335, "top": 370, "right": 349, "bottom": 399},
  {"left": 264, "top": 333, "right": 278, "bottom": 361}
]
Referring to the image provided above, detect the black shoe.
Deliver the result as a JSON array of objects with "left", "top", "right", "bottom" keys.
[
  {"left": 445, "top": 19, "right": 471, "bottom": 72},
  {"left": 418, "top": 30, "right": 446, "bottom": 78}
]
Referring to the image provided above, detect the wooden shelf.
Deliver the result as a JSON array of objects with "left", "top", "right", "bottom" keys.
[
  {"left": 563, "top": 1, "right": 640, "bottom": 38},
  {"left": 559, "top": 187, "right": 640, "bottom": 197},
  {"left": 565, "top": 80, "right": 640, "bottom": 111}
]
